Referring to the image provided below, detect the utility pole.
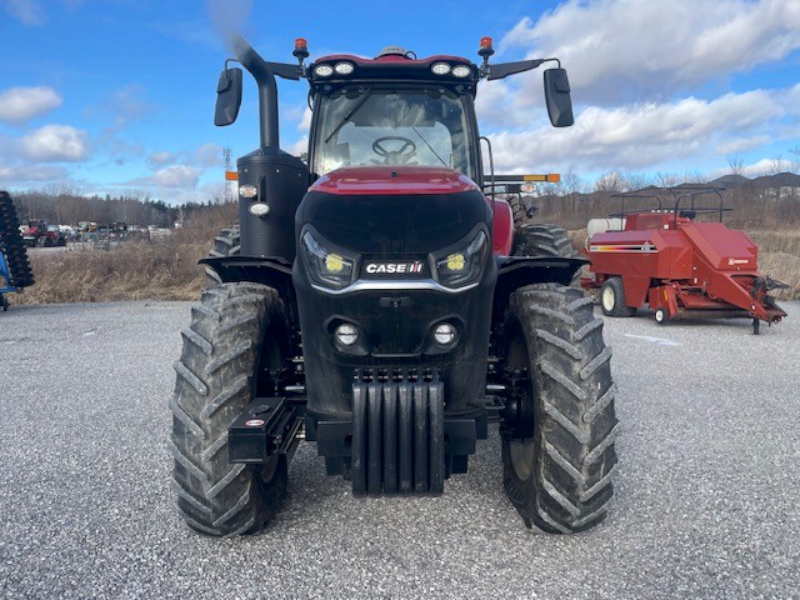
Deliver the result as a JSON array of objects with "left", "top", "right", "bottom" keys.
[{"left": 224, "top": 147, "right": 237, "bottom": 204}]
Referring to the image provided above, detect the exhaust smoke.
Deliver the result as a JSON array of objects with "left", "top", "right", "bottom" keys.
[{"left": 205, "top": 0, "right": 253, "bottom": 48}]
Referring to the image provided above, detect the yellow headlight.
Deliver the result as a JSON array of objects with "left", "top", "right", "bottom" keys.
[
  {"left": 325, "top": 253, "right": 345, "bottom": 273},
  {"left": 446, "top": 253, "right": 465, "bottom": 271}
]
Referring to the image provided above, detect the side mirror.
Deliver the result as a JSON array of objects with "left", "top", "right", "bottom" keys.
[
  {"left": 214, "top": 67, "right": 243, "bottom": 126},
  {"left": 543, "top": 68, "right": 574, "bottom": 128}
]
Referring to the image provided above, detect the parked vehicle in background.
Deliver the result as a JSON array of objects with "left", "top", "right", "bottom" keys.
[{"left": 21, "top": 220, "right": 66, "bottom": 247}]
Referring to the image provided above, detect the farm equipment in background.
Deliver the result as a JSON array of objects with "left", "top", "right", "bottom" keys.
[
  {"left": 21, "top": 219, "right": 66, "bottom": 248},
  {"left": 169, "top": 35, "right": 618, "bottom": 537},
  {"left": 582, "top": 185, "right": 787, "bottom": 333},
  {"left": 0, "top": 191, "right": 35, "bottom": 311}
]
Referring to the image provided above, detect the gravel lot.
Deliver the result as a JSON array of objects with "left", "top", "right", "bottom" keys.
[{"left": 1, "top": 300, "right": 798, "bottom": 599}]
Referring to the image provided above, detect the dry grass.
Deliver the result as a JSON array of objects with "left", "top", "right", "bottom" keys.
[
  {"left": 749, "top": 229, "right": 800, "bottom": 300},
  {"left": 12, "top": 204, "right": 238, "bottom": 306},
  {"left": 16, "top": 236, "right": 208, "bottom": 305}
]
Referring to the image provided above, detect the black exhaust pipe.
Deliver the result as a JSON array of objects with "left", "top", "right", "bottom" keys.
[{"left": 230, "top": 35, "right": 308, "bottom": 262}]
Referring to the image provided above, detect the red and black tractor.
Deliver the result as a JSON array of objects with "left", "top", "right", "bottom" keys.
[
  {"left": 582, "top": 185, "right": 787, "bottom": 334},
  {"left": 170, "top": 36, "right": 617, "bottom": 536}
]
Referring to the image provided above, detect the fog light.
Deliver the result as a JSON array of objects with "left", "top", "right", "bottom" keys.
[
  {"left": 335, "top": 323, "right": 359, "bottom": 346},
  {"left": 433, "top": 322, "right": 456, "bottom": 346}
]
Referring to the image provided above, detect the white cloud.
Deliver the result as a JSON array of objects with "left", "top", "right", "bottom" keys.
[
  {"left": 20, "top": 125, "right": 90, "bottom": 162},
  {"left": 715, "top": 136, "right": 773, "bottom": 156},
  {"left": 485, "top": 88, "right": 789, "bottom": 173},
  {"left": 0, "top": 164, "right": 67, "bottom": 184},
  {"left": 298, "top": 107, "right": 312, "bottom": 132},
  {"left": 4, "top": 0, "right": 45, "bottom": 25},
  {"left": 144, "top": 165, "right": 201, "bottom": 188},
  {"left": 192, "top": 143, "right": 224, "bottom": 168},
  {"left": 501, "top": 0, "right": 800, "bottom": 104},
  {"left": 146, "top": 144, "right": 223, "bottom": 170},
  {"left": 0, "top": 86, "right": 62, "bottom": 124},
  {"left": 288, "top": 136, "right": 308, "bottom": 157},
  {"left": 147, "top": 151, "right": 177, "bottom": 168}
]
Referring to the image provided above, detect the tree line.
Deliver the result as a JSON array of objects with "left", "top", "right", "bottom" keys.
[{"left": 8, "top": 189, "right": 231, "bottom": 229}]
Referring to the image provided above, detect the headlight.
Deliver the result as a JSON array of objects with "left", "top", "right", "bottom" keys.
[
  {"left": 300, "top": 230, "right": 357, "bottom": 290},
  {"left": 452, "top": 65, "right": 472, "bottom": 78},
  {"left": 433, "top": 230, "right": 488, "bottom": 289},
  {"left": 334, "top": 62, "right": 355, "bottom": 75},
  {"left": 314, "top": 64, "right": 334, "bottom": 77}
]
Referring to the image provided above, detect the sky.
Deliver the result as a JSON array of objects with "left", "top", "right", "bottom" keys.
[{"left": 0, "top": 0, "right": 798, "bottom": 204}]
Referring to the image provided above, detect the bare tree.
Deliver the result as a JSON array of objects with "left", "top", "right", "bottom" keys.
[
  {"left": 656, "top": 172, "right": 681, "bottom": 188},
  {"left": 727, "top": 155, "right": 745, "bottom": 176},
  {"left": 594, "top": 171, "right": 625, "bottom": 193}
]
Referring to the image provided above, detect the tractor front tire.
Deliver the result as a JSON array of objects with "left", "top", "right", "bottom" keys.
[
  {"left": 169, "top": 282, "right": 287, "bottom": 536},
  {"left": 600, "top": 277, "right": 636, "bottom": 317},
  {"left": 501, "top": 283, "right": 618, "bottom": 533},
  {"left": 205, "top": 226, "right": 241, "bottom": 287}
]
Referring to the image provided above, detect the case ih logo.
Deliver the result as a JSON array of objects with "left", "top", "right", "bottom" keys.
[
  {"left": 728, "top": 258, "right": 750, "bottom": 266},
  {"left": 364, "top": 261, "right": 425, "bottom": 276}
]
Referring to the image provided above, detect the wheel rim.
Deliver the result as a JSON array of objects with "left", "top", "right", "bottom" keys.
[
  {"left": 601, "top": 286, "right": 616, "bottom": 312},
  {"left": 506, "top": 333, "right": 536, "bottom": 482},
  {"left": 656, "top": 309, "right": 665, "bottom": 323}
]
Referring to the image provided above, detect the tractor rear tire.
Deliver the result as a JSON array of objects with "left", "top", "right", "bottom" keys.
[
  {"left": 204, "top": 226, "right": 240, "bottom": 287},
  {"left": 501, "top": 283, "right": 618, "bottom": 533},
  {"left": 513, "top": 223, "right": 583, "bottom": 287},
  {"left": 600, "top": 277, "right": 636, "bottom": 317},
  {"left": 513, "top": 223, "right": 576, "bottom": 259},
  {"left": 170, "top": 282, "right": 288, "bottom": 537}
]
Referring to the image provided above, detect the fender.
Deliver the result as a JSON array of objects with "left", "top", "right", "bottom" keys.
[
  {"left": 492, "top": 255, "right": 589, "bottom": 324},
  {"left": 201, "top": 255, "right": 298, "bottom": 326}
]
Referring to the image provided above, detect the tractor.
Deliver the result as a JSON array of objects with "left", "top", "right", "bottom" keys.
[
  {"left": 170, "top": 35, "right": 617, "bottom": 536},
  {"left": 21, "top": 219, "right": 66, "bottom": 248}
]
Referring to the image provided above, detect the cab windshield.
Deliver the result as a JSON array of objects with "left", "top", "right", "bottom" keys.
[{"left": 311, "top": 86, "right": 476, "bottom": 180}]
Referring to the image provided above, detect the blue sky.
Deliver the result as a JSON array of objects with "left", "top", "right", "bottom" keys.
[{"left": 1, "top": 0, "right": 798, "bottom": 203}]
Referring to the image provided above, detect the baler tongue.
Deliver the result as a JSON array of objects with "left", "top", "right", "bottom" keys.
[
  {"left": 755, "top": 275, "right": 789, "bottom": 292},
  {"left": 749, "top": 276, "right": 789, "bottom": 331}
]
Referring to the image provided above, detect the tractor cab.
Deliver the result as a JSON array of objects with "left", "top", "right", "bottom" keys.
[{"left": 305, "top": 49, "right": 481, "bottom": 182}]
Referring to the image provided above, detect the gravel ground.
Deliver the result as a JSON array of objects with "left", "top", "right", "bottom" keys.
[{"left": 1, "top": 300, "right": 798, "bottom": 599}]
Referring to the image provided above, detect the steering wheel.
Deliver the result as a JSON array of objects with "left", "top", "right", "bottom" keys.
[{"left": 372, "top": 136, "right": 417, "bottom": 165}]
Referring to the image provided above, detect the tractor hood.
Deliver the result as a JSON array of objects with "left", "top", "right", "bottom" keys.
[
  {"left": 310, "top": 166, "right": 480, "bottom": 197},
  {"left": 297, "top": 166, "right": 491, "bottom": 256}
]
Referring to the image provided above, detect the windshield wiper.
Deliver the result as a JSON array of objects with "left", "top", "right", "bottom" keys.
[
  {"left": 412, "top": 126, "right": 447, "bottom": 167},
  {"left": 324, "top": 88, "right": 373, "bottom": 144}
]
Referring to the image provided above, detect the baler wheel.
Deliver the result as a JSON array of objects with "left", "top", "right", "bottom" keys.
[
  {"left": 655, "top": 308, "right": 669, "bottom": 324},
  {"left": 600, "top": 277, "right": 635, "bottom": 317},
  {"left": 501, "top": 283, "right": 618, "bottom": 533},
  {"left": 204, "top": 226, "right": 241, "bottom": 287},
  {"left": 169, "top": 282, "right": 288, "bottom": 536}
]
